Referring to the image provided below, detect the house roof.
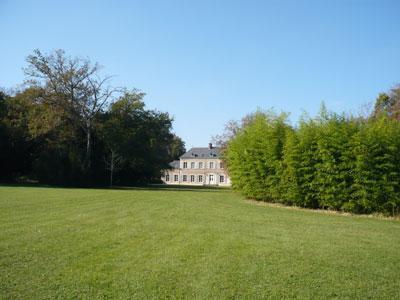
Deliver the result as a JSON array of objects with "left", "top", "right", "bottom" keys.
[
  {"left": 180, "top": 147, "right": 221, "bottom": 159},
  {"left": 169, "top": 160, "right": 180, "bottom": 169}
]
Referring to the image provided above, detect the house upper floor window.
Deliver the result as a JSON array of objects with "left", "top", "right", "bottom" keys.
[
  {"left": 198, "top": 162, "right": 203, "bottom": 169},
  {"left": 191, "top": 162, "right": 195, "bottom": 169},
  {"left": 209, "top": 162, "right": 214, "bottom": 169},
  {"left": 183, "top": 162, "right": 187, "bottom": 168},
  {"left": 165, "top": 174, "right": 170, "bottom": 181},
  {"left": 190, "top": 175, "right": 195, "bottom": 182},
  {"left": 183, "top": 175, "right": 187, "bottom": 182},
  {"left": 174, "top": 175, "right": 179, "bottom": 182},
  {"left": 220, "top": 162, "right": 224, "bottom": 169}
]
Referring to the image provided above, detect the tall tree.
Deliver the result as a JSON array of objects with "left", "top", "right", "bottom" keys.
[
  {"left": 24, "top": 49, "right": 121, "bottom": 169},
  {"left": 373, "top": 85, "right": 400, "bottom": 120},
  {"left": 102, "top": 90, "right": 177, "bottom": 184},
  {"left": 168, "top": 135, "right": 186, "bottom": 160}
]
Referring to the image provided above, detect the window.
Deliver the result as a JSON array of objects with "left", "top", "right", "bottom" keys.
[
  {"left": 183, "top": 175, "right": 187, "bottom": 182},
  {"left": 198, "top": 175, "right": 203, "bottom": 182},
  {"left": 220, "top": 162, "right": 224, "bottom": 169},
  {"left": 174, "top": 175, "right": 178, "bottom": 182},
  {"left": 190, "top": 175, "right": 195, "bottom": 182},
  {"left": 209, "top": 174, "right": 214, "bottom": 182},
  {"left": 191, "top": 162, "right": 195, "bottom": 169},
  {"left": 183, "top": 162, "right": 187, "bottom": 168},
  {"left": 209, "top": 162, "right": 214, "bottom": 169},
  {"left": 199, "top": 162, "right": 203, "bottom": 169},
  {"left": 220, "top": 175, "right": 225, "bottom": 183},
  {"left": 165, "top": 174, "right": 170, "bottom": 182}
]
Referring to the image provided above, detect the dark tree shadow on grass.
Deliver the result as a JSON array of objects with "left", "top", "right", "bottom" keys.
[{"left": 0, "top": 182, "right": 231, "bottom": 193}]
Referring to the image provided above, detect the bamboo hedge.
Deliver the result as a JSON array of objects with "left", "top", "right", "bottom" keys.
[{"left": 224, "top": 110, "right": 400, "bottom": 215}]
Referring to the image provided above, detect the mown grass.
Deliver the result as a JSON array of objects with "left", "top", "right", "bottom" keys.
[{"left": 0, "top": 185, "right": 399, "bottom": 299}]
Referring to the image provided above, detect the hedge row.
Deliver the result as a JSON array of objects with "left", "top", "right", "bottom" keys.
[{"left": 224, "top": 110, "right": 400, "bottom": 215}]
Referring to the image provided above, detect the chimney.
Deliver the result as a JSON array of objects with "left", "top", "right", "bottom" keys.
[{"left": 208, "top": 143, "right": 213, "bottom": 149}]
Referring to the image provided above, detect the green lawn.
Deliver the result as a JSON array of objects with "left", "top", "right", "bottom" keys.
[{"left": 1, "top": 185, "right": 399, "bottom": 299}]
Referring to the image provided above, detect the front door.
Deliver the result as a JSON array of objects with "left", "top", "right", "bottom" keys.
[{"left": 208, "top": 174, "right": 216, "bottom": 185}]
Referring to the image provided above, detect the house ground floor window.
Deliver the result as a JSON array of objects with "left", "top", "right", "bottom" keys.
[
  {"left": 183, "top": 175, "right": 187, "bottom": 182},
  {"left": 174, "top": 175, "right": 179, "bottom": 182},
  {"left": 190, "top": 175, "right": 195, "bottom": 182},
  {"left": 198, "top": 175, "right": 203, "bottom": 182},
  {"left": 220, "top": 175, "right": 225, "bottom": 183},
  {"left": 165, "top": 174, "right": 170, "bottom": 181}
]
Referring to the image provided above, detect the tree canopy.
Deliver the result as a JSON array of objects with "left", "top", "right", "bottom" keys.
[{"left": 0, "top": 49, "right": 185, "bottom": 186}]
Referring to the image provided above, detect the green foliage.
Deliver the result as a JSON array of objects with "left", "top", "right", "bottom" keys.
[
  {"left": 373, "top": 86, "right": 400, "bottom": 120},
  {"left": 0, "top": 59, "right": 183, "bottom": 186},
  {"left": 102, "top": 91, "right": 178, "bottom": 184},
  {"left": 225, "top": 109, "right": 400, "bottom": 215},
  {"left": 225, "top": 111, "right": 291, "bottom": 201}
]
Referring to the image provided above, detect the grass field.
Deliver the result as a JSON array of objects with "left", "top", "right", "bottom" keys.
[{"left": 1, "top": 185, "right": 399, "bottom": 299}]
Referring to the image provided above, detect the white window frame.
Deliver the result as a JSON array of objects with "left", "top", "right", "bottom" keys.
[
  {"left": 198, "top": 175, "right": 203, "bottom": 182},
  {"left": 165, "top": 174, "right": 170, "bottom": 181},
  {"left": 209, "top": 162, "right": 214, "bottom": 169},
  {"left": 220, "top": 175, "right": 224, "bottom": 183},
  {"left": 183, "top": 162, "right": 187, "bottom": 168},
  {"left": 191, "top": 162, "right": 195, "bottom": 169},
  {"left": 174, "top": 174, "right": 178, "bottom": 182},
  {"left": 199, "top": 162, "right": 203, "bottom": 169},
  {"left": 190, "top": 175, "right": 195, "bottom": 182},
  {"left": 183, "top": 175, "right": 187, "bottom": 182}
]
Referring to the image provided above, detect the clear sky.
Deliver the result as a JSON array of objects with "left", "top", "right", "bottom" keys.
[{"left": 1, "top": 0, "right": 400, "bottom": 148}]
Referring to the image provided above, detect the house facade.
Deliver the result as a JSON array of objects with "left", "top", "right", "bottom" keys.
[{"left": 162, "top": 143, "right": 231, "bottom": 186}]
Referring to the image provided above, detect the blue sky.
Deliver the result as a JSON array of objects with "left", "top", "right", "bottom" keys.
[{"left": 1, "top": 0, "right": 400, "bottom": 147}]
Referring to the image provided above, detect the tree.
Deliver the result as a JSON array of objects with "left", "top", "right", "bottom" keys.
[
  {"left": 24, "top": 49, "right": 121, "bottom": 170},
  {"left": 0, "top": 88, "right": 41, "bottom": 180},
  {"left": 102, "top": 90, "right": 177, "bottom": 184},
  {"left": 1, "top": 50, "right": 186, "bottom": 186},
  {"left": 105, "top": 150, "right": 124, "bottom": 186},
  {"left": 373, "top": 86, "right": 400, "bottom": 120},
  {"left": 212, "top": 120, "right": 240, "bottom": 148},
  {"left": 168, "top": 135, "right": 186, "bottom": 160}
]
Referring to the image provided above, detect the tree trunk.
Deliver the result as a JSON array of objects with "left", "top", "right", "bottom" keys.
[
  {"left": 110, "top": 150, "right": 114, "bottom": 187},
  {"left": 86, "top": 120, "right": 92, "bottom": 169}
]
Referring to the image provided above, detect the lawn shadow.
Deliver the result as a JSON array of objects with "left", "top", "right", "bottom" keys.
[
  {"left": 0, "top": 182, "right": 231, "bottom": 193},
  {"left": 108, "top": 184, "right": 232, "bottom": 193}
]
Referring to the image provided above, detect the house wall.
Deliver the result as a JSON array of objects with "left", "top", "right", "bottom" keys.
[{"left": 162, "top": 158, "right": 231, "bottom": 186}]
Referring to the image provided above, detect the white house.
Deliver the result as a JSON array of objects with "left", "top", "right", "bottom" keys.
[{"left": 162, "top": 143, "right": 231, "bottom": 186}]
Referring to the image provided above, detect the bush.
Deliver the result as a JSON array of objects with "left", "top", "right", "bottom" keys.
[{"left": 225, "top": 109, "right": 400, "bottom": 215}]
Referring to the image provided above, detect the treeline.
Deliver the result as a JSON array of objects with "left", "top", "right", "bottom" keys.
[
  {"left": 224, "top": 88, "right": 400, "bottom": 215},
  {"left": 0, "top": 49, "right": 185, "bottom": 186}
]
